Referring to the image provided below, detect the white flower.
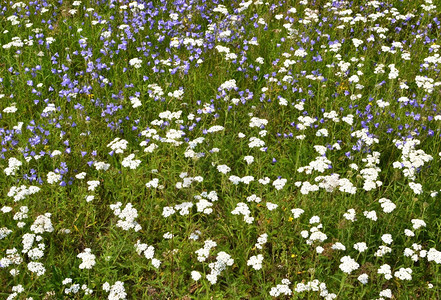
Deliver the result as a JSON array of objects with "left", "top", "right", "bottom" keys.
[
  {"left": 217, "top": 165, "right": 231, "bottom": 174},
  {"left": 247, "top": 254, "right": 264, "bottom": 270},
  {"left": 363, "top": 210, "right": 377, "bottom": 221},
  {"left": 309, "top": 216, "right": 320, "bottom": 224},
  {"left": 411, "top": 219, "right": 426, "bottom": 229},
  {"left": 47, "top": 172, "right": 61, "bottom": 184},
  {"left": 379, "top": 198, "right": 396, "bottom": 213},
  {"left": 358, "top": 273, "right": 368, "bottom": 284},
  {"left": 374, "top": 245, "right": 392, "bottom": 257},
  {"left": 87, "top": 180, "right": 100, "bottom": 191},
  {"left": 381, "top": 234, "right": 393, "bottom": 244},
  {"left": 404, "top": 229, "right": 415, "bottom": 237},
  {"left": 255, "top": 233, "right": 268, "bottom": 249},
  {"left": 30, "top": 213, "right": 53, "bottom": 233},
  {"left": 339, "top": 256, "right": 359, "bottom": 274},
  {"left": 394, "top": 267, "right": 412, "bottom": 280},
  {"left": 343, "top": 209, "right": 356, "bottom": 222},
  {"left": 151, "top": 258, "right": 161, "bottom": 268},
  {"left": 291, "top": 208, "right": 304, "bottom": 219},
  {"left": 75, "top": 172, "right": 86, "bottom": 179},
  {"left": 163, "top": 232, "right": 173, "bottom": 239},
  {"left": 244, "top": 156, "right": 254, "bottom": 165},
  {"left": 380, "top": 288, "right": 392, "bottom": 298},
  {"left": 266, "top": 202, "right": 278, "bottom": 211},
  {"left": 331, "top": 242, "right": 346, "bottom": 251},
  {"left": 77, "top": 248, "right": 96, "bottom": 270},
  {"left": 354, "top": 242, "right": 368, "bottom": 253},
  {"left": 378, "top": 264, "right": 392, "bottom": 280},
  {"left": 191, "top": 271, "right": 201, "bottom": 281},
  {"left": 129, "top": 57, "right": 142, "bottom": 69},
  {"left": 95, "top": 161, "right": 110, "bottom": 171},
  {"left": 103, "top": 281, "right": 126, "bottom": 300},
  {"left": 27, "top": 262, "right": 46, "bottom": 276},
  {"left": 273, "top": 178, "right": 287, "bottom": 190}
]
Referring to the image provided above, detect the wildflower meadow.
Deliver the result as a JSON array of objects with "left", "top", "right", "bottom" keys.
[{"left": 1, "top": 0, "right": 441, "bottom": 299}]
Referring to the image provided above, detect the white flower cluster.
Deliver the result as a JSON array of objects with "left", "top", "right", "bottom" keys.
[
  {"left": 269, "top": 278, "right": 292, "bottom": 297},
  {"left": 374, "top": 245, "right": 392, "bottom": 257},
  {"left": 248, "top": 136, "right": 266, "bottom": 150},
  {"left": 129, "top": 96, "right": 142, "bottom": 108},
  {"left": 249, "top": 117, "right": 268, "bottom": 128},
  {"left": 110, "top": 202, "right": 142, "bottom": 231},
  {"left": 22, "top": 233, "right": 45, "bottom": 260},
  {"left": 315, "top": 174, "right": 357, "bottom": 194},
  {"left": 30, "top": 213, "right": 54, "bottom": 234},
  {"left": 244, "top": 155, "right": 254, "bottom": 165},
  {"left": 392, "top": 138, "right": 432, "bottom": 181},
  {"left": 354, "top": 242, "right": 368, "bottom": 253},
  {"left": 0, "top": 248, "right": 22, "bottom": 269},
  {"left": 415, "top": 75, "right": 438, "bottom": 93},
  {"left": 294, "top": 181, "right": 319, "bottom": 195},
  {"left": 343, "top": 208, "right": 356, "bottom": 222},
  {"left": 195, "top": 240, "right": 217, "bottom": 262},
  {"left": 121, "top": 154, "right": 141, "bottom": 169},
  {"left": 360, "top": 151, "right": 382, "bottom": 191},
  {"left": 94, "top": 161, "right": 110, "bottom": 171},
  {"left": 103, "top": 281, "right": 127, "bottom": 300},
  {"left": 4, "top": 157, "right": 22, "bottom": 176},
  {"left": 291, "top": 208, "right": 305, "bottom": 219},
  {"left": 339, "top": 255, "right": 359, "bottom": 274},
  {"left": 255, "top": 233, "right": 268, "bottom": 249},
  {"left": 219, "top": 79, "right": 237, "bottom": 91},
  {"left": 379, "top": 198, "right": 396, "bottom": 213},
  {"left": 231, "top": 202, "right": 254, "bottom": 224},
  {"left": 134, "top": 240, "right": 161, "bottom": 268},
  {"left": 403, "top": 243, "right": 427, "bottom": 262},
  {"left": 189, "top": 269, "right": 201, "bottom": 281},
  {"left": 77, "top": 248, "right": 96, "bottom": 270},
  {"left": 206, "top": 251, "right": 234, "bottom": 284},
  {"left": 62, "top": 278, "right": 93, "bottom": 296},
  {"left": 228, "top": 175, "right": 254, "bottom": 185},
  {"left": 379, "top": 288, "right": 392, "bottom": 299},
  {"left": 427, "top": 248, "right": 441, "bottom": 264},
  {"left": 247, "top": 254, "right": 263, "bottom": 270},
  {"left": 27, "top": 261, "right": 46, "bottom": 276},
  {"left": 294, "top": 279, "right": 336, "bottom": 299},
  {"left": 129, "top": 57, "right": 142, "bottom": 68},
  {"left": 301, "top": 222, "right": 328, "bottom": 245},
  {"left": 273, "top": 178, "right": 287, "bottom": 190},
  {"left": 7, "top": 284, "right": 24, "bottom": 300},
  {"left": 194, "top": 191, "right": 218, "bottom": 214},
  {"left": 331, "top": 242, "right": 346, "bottom": 251},
  {"left": 0, "top": 227, "right": 12, "bottom": 240},
  {"left": 298, "top": 156, "right": 332, "bottom": 174},
  {"left": 351, "top": 128, "right": 379, "bottom": 147},
  {"left": 146, "top": 83, "right": 164, "bottom": 100},
  {"left": 394, "top": 267, "right": 412, "bottom": 280},
  {"left": 107, "top": 138, "right": 128, "bottom": 154},
  {"left": 411, "top": 218, "right": 426, "bottom": 229},
  {"left": 246, "top": 194, "right": 262, "bottom": 203},
  {"left": 175, "top": 173, "right": 203, "bottom": 189},
  {"left": 388, "top": 64, "right": 399, "bottom": 79},
  {"left": 87, "top": 180, "right": 100, "bottom": 191},
  {"left": 47, "top": 171, "right": 62, "bottom": 184},
  {"left": 7, "top": 185, "right": 40, "bottom": 202}
]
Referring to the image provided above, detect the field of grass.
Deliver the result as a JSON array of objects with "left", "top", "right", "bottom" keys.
[{"left": 1, "top": 0, "right": 441, "bottom": 299}]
